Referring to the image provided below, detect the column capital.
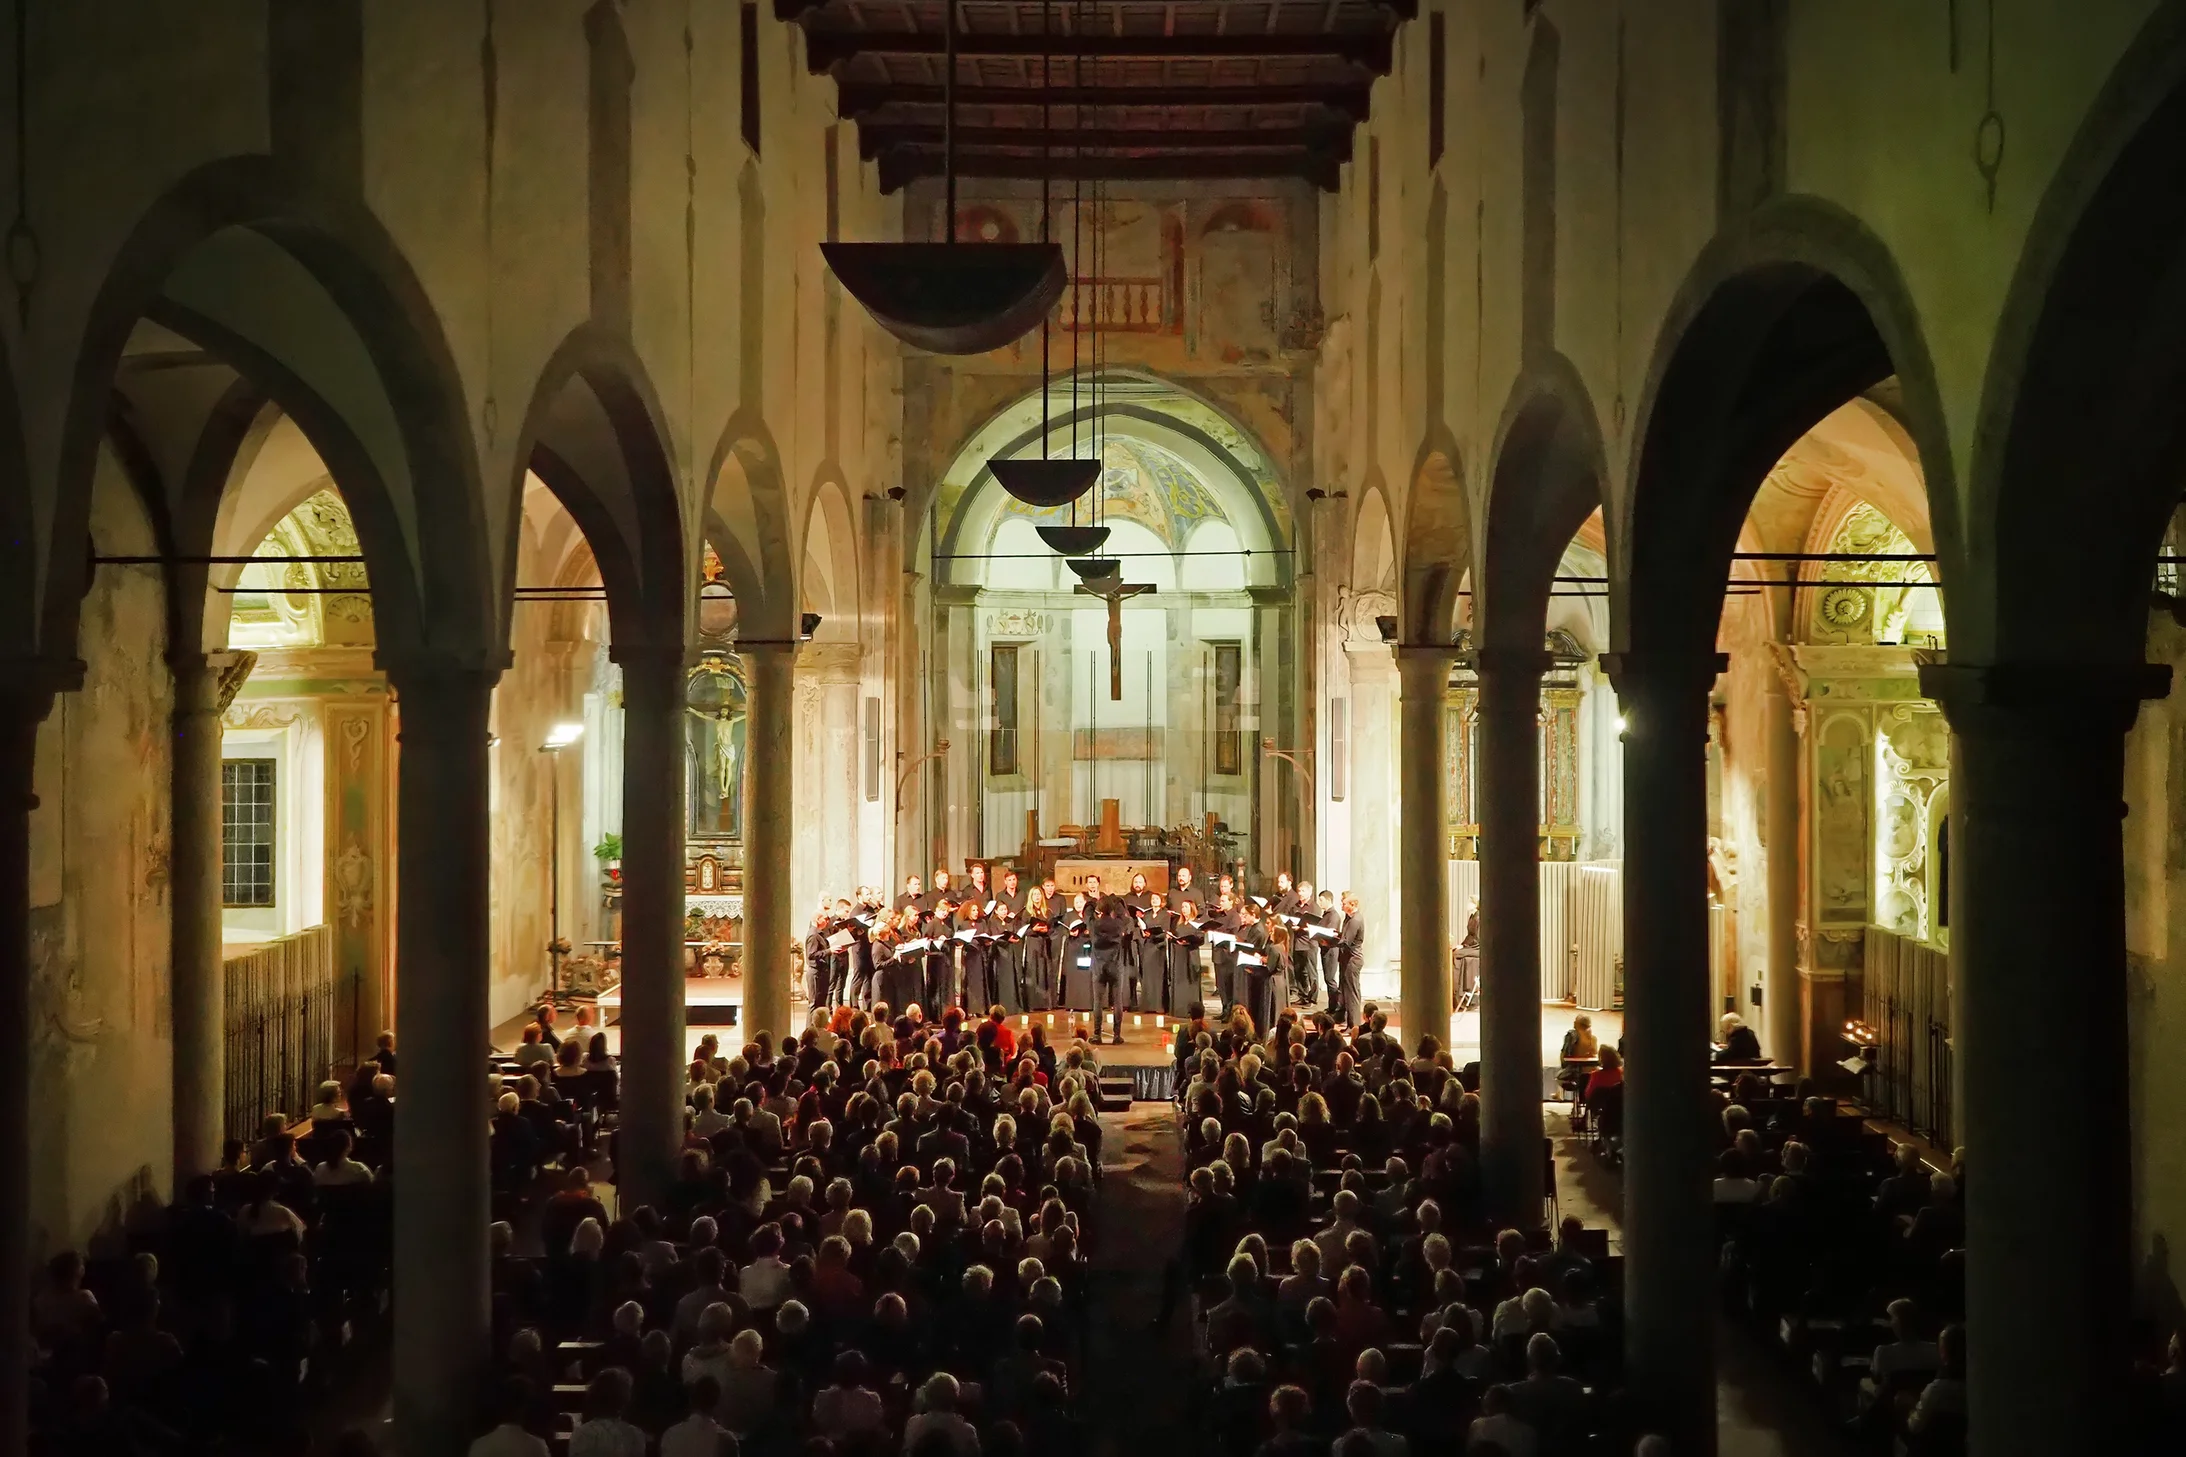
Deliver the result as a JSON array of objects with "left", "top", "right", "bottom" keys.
[
  {"left": 171, "top": 650, "right": 257, "bottom": 714},
  {"left": 0, "top": 655, "right": 84, "bottom": 717},
  {"left": 1598, "top": 649, "right": 1727, "bottom": 699},
  {"left": 1471, "top": 646, "right": 1555, "bottom": 679},
  {"left": 1393, "top": 643, "right": 1462, "bottom": 664},
  {"left": 375, "top": 649, "right": 511, "bottom": 693},
  {"left": 1918, "top": 658, "right": 2170, "bottom": 739},
  {"left": 609, "top": 640, "right": 693, "bottom": 673},
  {"left": 377, "top": 653, "right": 506, "bottom": 744},
  {"left": 732, "top": 637, "right": 805, "bottom": 658}
]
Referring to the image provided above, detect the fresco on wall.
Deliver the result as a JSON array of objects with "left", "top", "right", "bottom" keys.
[
  {"left": 996, "top": 437, "right": 1227, "bottom": 547},
  {"left": 1805, "top": 501, "right": 1943, "bottom": 649},
  {"left": 1816, "top": 713, "right": 1871, "bottom": 922},
  {"left": 1876, "top": 704, "right": 1949, "bottom": 937},
  {"left": 230, "top": 488, "right": 375, "bottom": 649}
]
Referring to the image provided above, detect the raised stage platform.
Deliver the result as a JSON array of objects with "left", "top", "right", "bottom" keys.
[{"left": 597, "top": 975, "right": 744, "bottom": 1027}]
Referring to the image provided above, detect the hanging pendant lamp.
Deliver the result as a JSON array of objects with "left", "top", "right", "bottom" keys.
[
  {"left": 824, "top": 0, "right": 1064, "bottom": 355},
  {"left": 983, "top": 0, "right": 1099, "bottom": 510},
  {"left": 1066, "top": 557, "right": 1120, "bottom": 582},
  {"left": 992, "top": 457, "right": 1101, "bottom": 508},
  {"left": 1036, "top": 523, "right": 1109, "bottom": 555}
]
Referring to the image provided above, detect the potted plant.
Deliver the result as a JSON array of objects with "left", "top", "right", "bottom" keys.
[{"left": 593, "top": 833, "right": 623, "bottom": 884}]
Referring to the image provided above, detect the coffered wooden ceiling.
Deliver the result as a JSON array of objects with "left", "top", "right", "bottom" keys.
[{"left": 779, "top": 0, "right": 1405, "bottom": 191}]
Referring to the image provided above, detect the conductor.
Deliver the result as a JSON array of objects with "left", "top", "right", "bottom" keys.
[{"left": 1092, "top": 895, "right": 1133, "bottom": 1045}]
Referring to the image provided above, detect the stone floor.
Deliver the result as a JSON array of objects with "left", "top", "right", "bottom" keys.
[{"left": 1546, "top": 1110, "right": 1864, "bottom": 1457}]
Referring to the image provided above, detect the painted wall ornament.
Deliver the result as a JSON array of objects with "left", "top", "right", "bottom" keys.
[{"left": 334, "top": 838, "right": 374, "bottom": 929}]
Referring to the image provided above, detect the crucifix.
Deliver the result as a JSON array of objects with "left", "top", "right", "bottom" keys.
[{"left": 1075, "top": 580, "right": 1153, "bottom": 700}]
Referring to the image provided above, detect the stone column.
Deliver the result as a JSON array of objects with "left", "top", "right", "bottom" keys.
[
  {"left": 0, "top": 667, "right": 68, "bottom": 1457},
  {"left": 1601, "top": 649, "right": 1723, "bottom": 1452},
  {"left": 741, "top": 642, "right": 798, "bottom": 1044},
  {"left": 614, "top": 644, "right": 687, "bottom": 1209},
  {"left": 1396, "top": 648, "right": 1455, "bottom": 1052},
  {"left": 1921, "top": 660, "right": 2166, "bottom": 1457},
  {"left": 1476, "top": 647, "right": 1550, "bottom": 1225},
  {"left": 169, "top": 652, "right": 242, "bottom": 1184},
  {"left": 1762, "top": 656, "right": 1802, "bottom": 1068},
  {"left": 1346, "top": 646, "right": 1396, "bottom": 976},
  {"left": 385, "top": 658, "right": 500, "bottom": 1457}
]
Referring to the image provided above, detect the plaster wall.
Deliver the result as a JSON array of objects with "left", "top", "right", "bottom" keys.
[
  {"left": 488, "top": 519, "right": 589, "bottom": 1029},
  {"left": 13, "top": 0, "right": 901, "bottom": 667},
  {"left": 1305, "top": 1, "right": 2165, "bottom": 673},
  {"left": 27, "top": 450, "right": 174, "bottom": 1252},
  {"left": 2124, "top": 611, "right": 2186, "bottom": 1328}
]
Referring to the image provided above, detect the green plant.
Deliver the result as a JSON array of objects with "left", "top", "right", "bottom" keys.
[{"left": 592, "top": 832, "right": 623, "bottom": 863}]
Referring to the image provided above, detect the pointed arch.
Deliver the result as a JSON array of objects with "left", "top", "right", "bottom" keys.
[
  {"left": 1400, "top": 426, "right": 1469, "bottom": 644},
  {"left": 510, "top": 325, "right": 690, "bottom": 650},
  {"left": 1618, "top": 195, "right": 1951, "bottom": 661},
  {"left": 703, "top": 409, "right": 796, "bottom": 639},
  {"left": 0, "top": 340, "right": 29, "bottom": 658},
  {"left": 53, "top": 155, "right": 490, "bottom": 664},
  {"left": 1351, "top": 479, "right": 1397, "bottom": 593},
  {"left": 1479, "top": 353, "right": 1606, "bottom": 652},
  {"left": 800, "top": 474, "right": 861, "bottom": 641},
  {"left": 1970, "top": 0, "right": 2186, "bottom": 664}
]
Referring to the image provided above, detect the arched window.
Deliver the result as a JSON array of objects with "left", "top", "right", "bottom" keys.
[{"left": 686, "top": 654, "right": 749, "bottom": 840}]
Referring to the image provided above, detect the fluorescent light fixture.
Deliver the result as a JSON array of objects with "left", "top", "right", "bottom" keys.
[{"left": 542, "top": 722, "right": 585, "bottom": 750}]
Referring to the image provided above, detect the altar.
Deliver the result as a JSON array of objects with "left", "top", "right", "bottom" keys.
[
  {"left": 598, "top": 971, "right": 744, "bottom": 1027},
  {"left": 1054, "top": 858, "right": 1168, "bottom": 895}
]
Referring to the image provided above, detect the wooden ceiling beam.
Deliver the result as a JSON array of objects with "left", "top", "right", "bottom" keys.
[
  {"left": 778, "top": 0, "right": 1414, "bottom": 19},
  {"left": 833, "top": 79, "right": 1374, "bottom": 117},
  {"left": 858, "top": 122, "right": 1346, "bottom": 158},
  {"left": 876, "top": 144, "right": 1343, "bottom": 191},
  {"left": 802, "top": 27, "right": 1392, "bottom": 69}
]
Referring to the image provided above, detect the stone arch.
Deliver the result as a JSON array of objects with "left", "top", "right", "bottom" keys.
[
  {"left": 932, "top": 370, "right": 1292, "bottom": 587},
  {"left": 703, "top": 409, "right": 796, "bottom": 639},
  {"left": 1618, "top": 196, "right": 1952, "bottom": 661},
  {"left": 54, "top": 156, "right": 489, "bottom": 664},
  {"left": 510, "top": 325, "right": 690, "bottom": 651},
  {"left": 1479, "top": 355, "right": 1607, "bottom": 652},
  {"left": 194, "top": 402, "right": 370, "bottom": 654},
  {"left": 1400, "top": 427, "right": 1469, "bottom": 644},
  {"left": 1969, "top": 0, "right": 2186, "bottom": 665},
  {"left": 800, "top": 474, "right": 860, "bottom": 642},
  {"left": 0, "top": 340, "right": 30, "bottom": 658},
  {"left": 1350, "top": 480, "right": 1397, "bottom": 593}
]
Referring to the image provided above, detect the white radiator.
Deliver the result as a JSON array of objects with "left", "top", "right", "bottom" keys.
[{"left": 1441, "top": 858, "right": 1623, "bottom": 1008}]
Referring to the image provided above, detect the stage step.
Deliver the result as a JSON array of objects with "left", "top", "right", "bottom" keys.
[{"left": 1097, "top": 1073, "right": 1136, "bottom": 1111}]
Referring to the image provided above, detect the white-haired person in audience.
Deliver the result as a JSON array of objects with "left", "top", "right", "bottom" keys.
[
  {"left": 902, "top": 1371, "right": 980, "bottom": 1455},
  {"left": 1715, "top": 1010, "right": 1763, "bottom": 1064}
]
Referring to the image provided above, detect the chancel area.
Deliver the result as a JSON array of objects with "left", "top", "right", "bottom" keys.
[{"left": 13, "top": 6, "right": 2186, "bottom": 1457}]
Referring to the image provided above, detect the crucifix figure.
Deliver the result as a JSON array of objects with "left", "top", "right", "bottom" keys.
[{"left": 1075, "top": 580, "right": 1154, "bottom": 700}]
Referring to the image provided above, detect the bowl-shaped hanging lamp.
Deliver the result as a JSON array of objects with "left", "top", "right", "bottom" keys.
[
  {"left": 1066, "top": 557, "right": 1120, "bottom": 583},
  {"left": 1036, "top": 523, "right": 1110, "bottom": 555},
  {"left": 823, "top": 242, "right": 1066, "bottom": 356},
  {"left": 989, "top": 457, "right": 1100, "bottom": 510}
]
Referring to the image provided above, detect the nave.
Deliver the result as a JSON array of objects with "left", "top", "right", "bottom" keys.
[{"left": 18, "top": 5, "right": 2186, "bottom": 1457}]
